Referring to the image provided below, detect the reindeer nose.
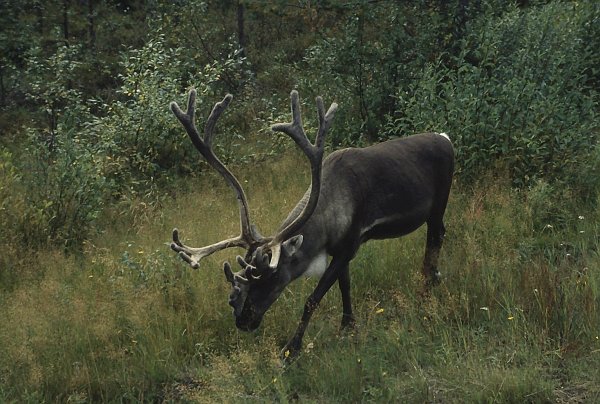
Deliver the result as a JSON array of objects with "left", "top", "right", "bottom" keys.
[{"left": 235, "top": 314, "right": 261, "bottom": 332}]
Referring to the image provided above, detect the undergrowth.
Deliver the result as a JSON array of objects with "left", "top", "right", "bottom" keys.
[{"left": 0, "top": 153, "right": 598, "bottom": 402}]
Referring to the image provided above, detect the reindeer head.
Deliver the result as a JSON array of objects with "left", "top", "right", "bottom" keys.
[
  {"left": 221, "top": 236, "right": 303, "bottom": 330},
  {"left": 169, "top": 89, "right": 336, "bottom": 331}
]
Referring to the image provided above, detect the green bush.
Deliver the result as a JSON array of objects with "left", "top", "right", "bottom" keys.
[
  {"left": 92, "top": 31, "right": 250, "bottom": 184},
  {"left": 19, "top": 123, "right": 110, "bottom": 250},
  {"left": 0, "top": 148, "right": 22, "bottom": 285},
  {"left": 15, "top": 45, "right": 112, "bottom": 250},
  {"left": 298, "top": 3, "right": 443, "bottom": 147},
  {"left": 384, "top": 2, "right": 599, "bottom": 190},
  {"left": 0, "top": 148, "right": 18, "bottom": 234}
]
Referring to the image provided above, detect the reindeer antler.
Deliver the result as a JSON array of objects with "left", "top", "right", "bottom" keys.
[
  {"left": 169, "top": 89, "right": 266, "bottom": 269},
  {"left": 266, "top": 90, "right": 338, "bottom": 269}
]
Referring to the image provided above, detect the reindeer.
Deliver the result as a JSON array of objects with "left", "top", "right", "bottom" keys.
[{"left": 170, "top": 89, "right": 454, "bottom": 361}]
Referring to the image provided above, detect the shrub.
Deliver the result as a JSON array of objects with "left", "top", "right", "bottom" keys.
[
  {"left": 19, "top": 121, "right": 111, "bottom": 250},
  {"left": 298, "top": 3, "right": 443, "bottom": 147},
  {"left": 11, "top": 30, "right": 249, "bottom": 250},
  {"left": 0, "top": 148, "right": 22, "bottom": 286},
  {"left": 92, "top": 32, "right": 249, "bottom": 187},
  {"left": 384, "top": 2, "right": 599, "bottom": 190},
  {"left": 17, "top": 44, "right": 113, "bottom": 250}
]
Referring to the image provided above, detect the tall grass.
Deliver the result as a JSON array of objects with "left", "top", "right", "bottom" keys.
[{"left": 0, "top": 152, "right": 598, "bottom": 402}]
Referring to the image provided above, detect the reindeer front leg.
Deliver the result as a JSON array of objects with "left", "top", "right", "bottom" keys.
[{"left": 281, "top": 256, "right": 349, "bottom": 363}]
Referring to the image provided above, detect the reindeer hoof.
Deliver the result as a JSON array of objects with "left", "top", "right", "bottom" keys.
[
  {"left": 340, "top": 314, "right": 356, "bottom": 330},
  {"left": 280, "top": 341, "right": 302, "bottom": 365},
  {"left": 426, "top": 270, "right": 442, "bottom": 287}
]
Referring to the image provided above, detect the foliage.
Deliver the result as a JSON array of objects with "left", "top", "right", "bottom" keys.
[
  {"left": 10, "top": 45, "right": 110, "bottom": 250},
  {"left": 299, "top": 2, "right": 446, "bottom": 146},
  {"left": 0, "top": 148, "right": 22, "bottom": 287},
  {"left": 18, "top": 125, "right": 110, "bottom": 250},
  {"left": 0, "top": 163, "right": 598, "bottom": 402},
  {"left": 100, "top": 33, "right": 210, "bottom": 179},
  {"left": 0, "top": 149, "right": 18, "bottom": 234},
  {"left": 3, "top": 1, "right": 598, "bottom": 192},
  {"left": 6, "top": 28, "right": 247, "bottom": 250},
  {"left": 93, "top": 29, "right": 254, "bottom": 196},
  {"left": 385, "top": 2, "right": 599, "bottom": 189},
  {"left": 0, "top": 0, "right": 598, "bottom": 399}
]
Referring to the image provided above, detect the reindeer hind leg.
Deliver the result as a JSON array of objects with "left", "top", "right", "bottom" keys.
[{"left": 423, "top": 218, "right": 445, "bottom": 287}]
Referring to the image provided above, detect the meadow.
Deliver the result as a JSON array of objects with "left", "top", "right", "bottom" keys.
[
  {"left": 0, "top": 150, "right": 598, "bottom": 402},
  {"left": 0, "top": 3, "right": 598, "bottom": 401}
]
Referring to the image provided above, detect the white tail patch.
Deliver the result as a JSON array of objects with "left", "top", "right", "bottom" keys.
[{"left": 438, "top": 132, "right": 451, "bottom": 142}]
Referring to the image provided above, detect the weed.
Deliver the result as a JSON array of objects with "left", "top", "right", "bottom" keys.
[{"left": 0, "top": 154, "right": 598, "bottom": 401}]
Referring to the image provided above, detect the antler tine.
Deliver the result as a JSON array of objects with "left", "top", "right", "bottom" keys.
[
  {"left": 171, "top": 228, "right": 248, "bottom": 269},
  {"left": 271, "top": 91, "right": 304, "bottom": 140},
  {"left": 169, "top": 89, "right": 262, "bottom": 269},
  {"left": 204, "top": 94, "right": 232, "bottom": 147},
  {"left": 272, "top": 90, "right": 320, "bottom": 164},
  {"left": 316, "top": 96, "right": 338, "bottom": 148},
  {"left": 267, "top": 91, "right": 338, "bottom": 269},
  {"left": 170, "top": 90, "right": 234, "bottom": 166}
]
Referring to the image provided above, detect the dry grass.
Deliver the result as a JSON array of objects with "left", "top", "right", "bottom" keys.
[{"left": 0, "top": 152, "right": 598, "bottom": 402}]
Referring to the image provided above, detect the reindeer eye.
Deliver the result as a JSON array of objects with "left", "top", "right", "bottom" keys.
[{"left": 229, "top": 286, "right": 240, "bottom": 302}]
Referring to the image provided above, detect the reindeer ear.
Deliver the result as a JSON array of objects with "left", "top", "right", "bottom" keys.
[{"left": 282, "top": 234, "right": 304, "bottom": 258}]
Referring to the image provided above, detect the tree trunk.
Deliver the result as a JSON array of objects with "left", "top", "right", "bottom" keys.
[
  {"left": 0, "top": 63, "right": 5, "bottom": 108},
  {"left": 237, "top": 1, "right": 247, "bottom": 58},
  {"left": 455, "top": 0, "right": 469, "bottom": 41},
  {"left": 63, "top": 0, "right": 70, "bottom": 44},
  {"left": 87, "top": 0, "right": 96, "bottom": 52},
  {"left": 35, "top": 0, "right": 44, "bottom": 35}
]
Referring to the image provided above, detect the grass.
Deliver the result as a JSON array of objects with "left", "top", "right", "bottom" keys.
[{"left": 0, "top": 151, "right": 599, "bottom": 402}]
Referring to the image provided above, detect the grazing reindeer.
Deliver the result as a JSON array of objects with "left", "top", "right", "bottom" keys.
[{"left": 170, "top": 89, "right": 454, "bottom": 361}]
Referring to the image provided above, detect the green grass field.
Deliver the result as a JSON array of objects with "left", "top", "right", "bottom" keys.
[{"left": 1, "top": 152, "right": 598, "bottom": 402}]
